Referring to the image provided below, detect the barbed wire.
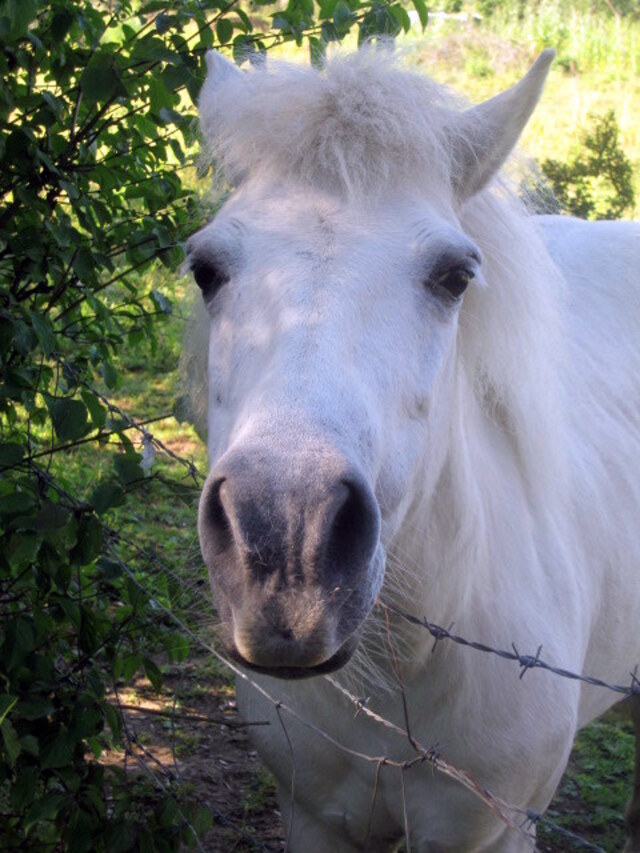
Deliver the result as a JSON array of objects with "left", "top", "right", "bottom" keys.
[{"left": 382, "top": 601, "right": 640, "bottom": 700}]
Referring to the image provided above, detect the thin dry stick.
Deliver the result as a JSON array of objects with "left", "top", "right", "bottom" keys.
[
  {"left": 118, "top": 702, "right": 269, "bottom": 728},
  {"left": 364, "top": 759, "right": 384, "bottom": 849},
  {"left": 170, "top": 694, "right": 180, "bottom": 783},
  {"left": 400, "top": 767, "right": 411, "bottom": 853},
  {"left": 383, "top": 605, "right": 420, "bottom": 753}
]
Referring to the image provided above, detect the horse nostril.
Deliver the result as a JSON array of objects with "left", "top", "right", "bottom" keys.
[
  {"left": 203, "top": 477, "right": 233, "bottom": 554},
  {"left": 324, "top": 478, "right": 380, "bottom": 577},
  {"left": 277, "top": 627, "right": 294, "bottom": 641}
]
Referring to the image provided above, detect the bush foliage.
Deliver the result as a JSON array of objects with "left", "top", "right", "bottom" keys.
[
  {"left": 0, "top": 0, "right": 426, "bottom": 849},
  {"left": 541, "top": 111, "right": 635, "bottom": 220}
]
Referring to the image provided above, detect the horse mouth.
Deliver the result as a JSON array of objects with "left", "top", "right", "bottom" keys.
[{"left": 226, "top": 633, "right": 359, "bottom": 680}]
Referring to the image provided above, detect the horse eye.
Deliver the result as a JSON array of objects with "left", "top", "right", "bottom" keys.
[
  {"left": 190, "top": 258, "right": 228, "bottom": 300},
  {"left": 430, "top": 265, "right": 474, "bottom": 300}
]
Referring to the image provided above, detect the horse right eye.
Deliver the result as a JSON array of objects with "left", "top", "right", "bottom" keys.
[{"left": 191, "top": 258, "right": 228, "bottom": 300}]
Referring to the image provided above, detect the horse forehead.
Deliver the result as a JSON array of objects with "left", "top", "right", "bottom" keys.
[{"left": 225, "top": 189, "right": 454, "bottom": 263}]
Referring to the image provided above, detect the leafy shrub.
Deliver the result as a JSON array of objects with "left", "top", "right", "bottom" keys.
[
  {"left": 541, "top": 110, "right": 635, "bottom": 220},
  {"left": 0, "top": 0, "right": 427, "bottom": 848}
]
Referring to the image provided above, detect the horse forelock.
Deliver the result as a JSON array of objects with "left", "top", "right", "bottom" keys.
[{"left": 198, "top": 50, "right": 462, "bottom": 199}]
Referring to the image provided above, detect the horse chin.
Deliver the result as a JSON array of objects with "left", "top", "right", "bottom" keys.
[{"left": 226, "top": 632, "right": 360, "bottom": 680}]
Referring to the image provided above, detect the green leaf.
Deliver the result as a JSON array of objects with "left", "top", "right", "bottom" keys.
[
  {"left": 216, "top": 19, "right": 233, "bottom": 45},
  {"left": 29, "top": 311, "right": 56, "bottom": 356},
  {"left": 81, "top": 53, "right": 121, "bottom": 104},
  {"left": 50, "top": 8, "right": 75, "bottom": 41},
  {"left": 105, "top": 820, "right": 136, "bottom": 853},
  {"left": 79, "top": 607, "right": 102, "bottom": 655},
  {"left": 333, "top": 1, "right": 355, "bottom": 28},
  {"left": 120, "top": 653, "right": 143, "bottom": 681},
  {"left": 54, "top": 596, "right": 81, "bottom": 630},
  {"left": 20, "top": 734, "right": 39, "bottom": 757},
  {"left": 148, "top": 78, "right": 174, "bottom": 114},
  {"left": 72, "top": 246, "right": 95, "bottom": 281},
  {"left": 5, "top": 0, "right": 37, "bottom": 41},
  {"left": 17, "top": 698, "right": 55, "bottom": 721},
  {"left": 309, "top": 36, "right": 326, "bottom": 68},
  {"left": 25, "top": 795, "right": 68, "bottom": 832},
  {"left": 165, "top": 631, "right": 189, "bottom": 663},
  {"left": 6, "top": 617, "right": 36, "bottom": 670},
  {"left": 143, "top": 657, "right": 163, "bottom": 691},
  {"left": 70, "top": 706, "right": 103, "bottom": 740},
  {"left": 41, "top": 729, "right": 74, "bottom": 769},
  {"left": 150, "top": 289, "right": 172, "bottom": 314},
  {"left": 35, "top": 501, "right": 73, "bottom": 533},
  {"left": 411, "top": 0, "right": 429, "bottom": 29},
  {"left": 103, "top": 703, "right": 123, "bottom": 742},
  {"left": 102, "top": 361, "right": 120, "bottom": 390},
  {"left": 0, "top": 695, "right": 17, "bottom": 725},
  {"left": 11, "top": 765, "right": 38, "bottom": 811},
  {"left": 0, "top": 442, "right": 25, "bottom": 468},
  {"left": 1, "top": 719, "right": 21, "bottom": 766},
  {"left": 47, "top": 397, "right": 89, "bottom": 442},
  {"left": 0, "top": 317, "right": 15, "bottom": 356},
  {"left": 71, "top": 515, "right": 103, "bottom": 565},
  {"left": 97, "top": 556, "right": 123, "bottom": 579},
  {"left": 114, "top": 454, "right": 143, "bottom": 485},
  {"left": 8, "top": 532, "right": 39, "bottom": 568},
  {"left": 90, "top": 482, "right": 125, "bottom": 515},
  {"left": 80, "top": 390, "right": 107, "bottom": 429},
  {"left": 389, "top": 4, "right": 412, "bottom": 33}
]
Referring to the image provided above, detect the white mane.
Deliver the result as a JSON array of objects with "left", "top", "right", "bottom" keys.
[{"left": 188, "top": 51, "right": 569, "bottom": 501}]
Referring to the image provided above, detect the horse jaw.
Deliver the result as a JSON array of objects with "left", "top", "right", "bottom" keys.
[{"left": 451, "top": 49, "right": 555, "bottom": 201}]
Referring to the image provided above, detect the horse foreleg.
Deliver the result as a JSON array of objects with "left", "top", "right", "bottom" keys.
[
  {"left": 277, "top": 787, "right": 366, "bottom": 853},
  {"left": 624, "top": 696, "right": 640, "bottom": 853}
]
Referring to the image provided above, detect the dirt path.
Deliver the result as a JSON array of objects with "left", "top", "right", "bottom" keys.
[{"left": 104, "top": 659, "right": 284, "bottom": 851}]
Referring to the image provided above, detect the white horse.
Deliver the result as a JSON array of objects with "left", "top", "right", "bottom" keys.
[{"left": 187, "top": 48, "right": 640, "bottom": 851}]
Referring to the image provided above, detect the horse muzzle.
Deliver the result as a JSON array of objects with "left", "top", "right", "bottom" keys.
[{"left": 198, "top": 444, "right": 383, "bottom": 677}]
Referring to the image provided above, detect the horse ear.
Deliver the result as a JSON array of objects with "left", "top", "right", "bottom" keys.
[
  {"left": 199, "top": 51, "right": 244, "bottom": 146},
  {"left": 452, "top": 50, "right": 555, "bottom": 201}
]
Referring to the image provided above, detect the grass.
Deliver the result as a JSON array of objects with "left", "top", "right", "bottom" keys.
[{"left": 540, "top": 710, "right": 635, "bottom": 851}]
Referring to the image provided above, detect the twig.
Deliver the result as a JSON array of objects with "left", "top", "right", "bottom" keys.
[{"left": 118, "top": 702, "right": 269, "bottom": 728}]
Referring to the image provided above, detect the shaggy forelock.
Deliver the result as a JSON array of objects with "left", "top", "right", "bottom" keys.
[{"left": 198, "top": 50, "right": 463, "bottom": 198}]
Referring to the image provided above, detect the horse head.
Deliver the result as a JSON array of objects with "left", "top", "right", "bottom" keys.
[{"left": 189, "top": 50, "right": 553, "bottom": 678}]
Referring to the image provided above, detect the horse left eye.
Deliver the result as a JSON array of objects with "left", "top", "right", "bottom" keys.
[
  {"left": 190, "top": 258, "right": 228, "bottom": 301},
  {"left": 431, "top": 266, "right": 474, "bottom": 300}
]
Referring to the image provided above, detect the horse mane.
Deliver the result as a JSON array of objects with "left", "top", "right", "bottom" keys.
[{"left": 188, "top": 50, "right": 569, "bottom": 502}]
